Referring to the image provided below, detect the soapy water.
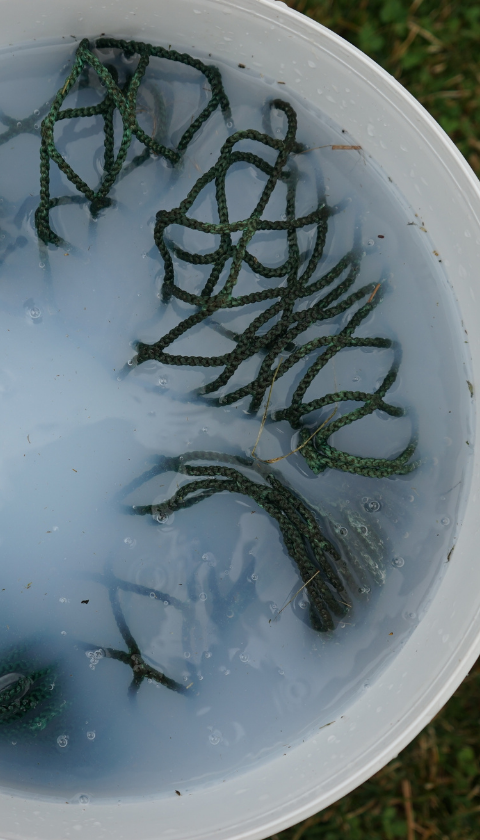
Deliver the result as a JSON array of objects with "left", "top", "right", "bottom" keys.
[{"left": 0, "top": 36, "right": 473, "bottom": 799}]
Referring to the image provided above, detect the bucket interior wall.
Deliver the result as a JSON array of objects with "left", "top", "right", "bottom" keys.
[{"left": 0, "top": 1, "right": 479, "bottom": 838}]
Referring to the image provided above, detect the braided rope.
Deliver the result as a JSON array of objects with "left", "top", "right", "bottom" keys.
[
  {"left": 0, "top": 100, "right": 51, "bottom": 146},
  {"left": 35, "top": 37, "right": 229, "bottom": 244},
  {"left": 32, "top": 42, "right": 416, "bottom": 477},
  {"left": 128, "top": 451, "right": 355, "bottom": 632},
  {"left": 131, "top": 99, "right": 417, "bottom": 477},
  {"left": 27, "top": 46, "right": 419, "bottom": 638},
  {"left": 78, "top": 569, "right": 185, "bottom": 696}
]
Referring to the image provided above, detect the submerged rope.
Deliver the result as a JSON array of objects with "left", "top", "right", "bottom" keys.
[
  {"left": 130, "top": 98, "right": 417, "bottom": 477},
  {"left": 35, "top": 37, "right": 229, "bottom": 244},
  {"left": 0, "top": 645, "right": 66, "bottom": 740},
  {"left": 78, "top": 570, "right": 185, "bottom": 696},
  {"left": 127, "top": 451, "right": 357, "bottom": 632},
  {"left": 34, "top": 41, "right": 417, "bottom": 478},
  {"left": 29, "top": 44, "right": 419, "bottom": 635},
  {"left": 0, "top": 100, "right": 51, "bottom": 146}
]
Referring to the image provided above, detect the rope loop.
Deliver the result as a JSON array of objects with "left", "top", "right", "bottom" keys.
[{"left": 35, "top": 37, "right": 230, "bottom": 244}]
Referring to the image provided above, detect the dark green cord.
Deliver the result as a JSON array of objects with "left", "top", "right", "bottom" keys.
[
  {"left": 35, "top": 37, "right": 229, "bottom": 244},
  {"left": 0, "top": 645, "right": 66, "bottom": 740},
  {"left": 131, "top": 98, "right": 417, "bottom": 478},
  {"left": 28, "top": 44, "right": 420, "bottom": 638},
  {"left": 0, "top": 100, "right": 51, "bottom": 146},
  {"left": 78, "top": 573, "right": 185, "bottom": 696},
  {"left": 33, "top": 41, "right": 417, "bottom": 477},
  {"left": 128, "top": 451, "right": 354, "bottom": 632}
]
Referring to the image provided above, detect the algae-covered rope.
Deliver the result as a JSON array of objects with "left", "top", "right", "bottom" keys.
[{"left": 35, "top": 37, "right": 229, "bottom": 244}]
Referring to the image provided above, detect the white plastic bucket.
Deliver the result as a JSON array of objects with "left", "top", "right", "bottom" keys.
[{"left": 0, "top": 1, "right": 480, "bottom": 838}]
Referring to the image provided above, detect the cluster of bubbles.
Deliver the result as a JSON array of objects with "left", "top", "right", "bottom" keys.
[
  {"left": 85, "top": 649, "right": 105, "bottom": 671},
  {"left": 208, "top": 730, "right": 222, "bottom": 746}
]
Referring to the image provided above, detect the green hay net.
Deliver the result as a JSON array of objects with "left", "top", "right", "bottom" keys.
[
  {"left": 127, "top": 451, "right": 350, "bottom": 632},
  {"left": 0, "top": 645, "right": 66, "bottom": 741},
  {"left": 35, "top": 37, "right": 230, "bottom": 245},
  {"left": 78, "top": 573, "right": 185, "bottom": 697},
  {"left": 28, "top": 39, "right": 418, "bottom": 639},
  {"left": 131, "top": 98, "right": 417, "bottom": 478}
]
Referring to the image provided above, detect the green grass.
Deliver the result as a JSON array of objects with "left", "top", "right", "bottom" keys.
[
  {"left": 286, "top": 0, "right": 480, "bottom": 177},
  {"left": 269, "top": 658, "right": 480, "bottom": 838},
  {"left": 267, "top": 2, "right": 480, "bottom": 837}
]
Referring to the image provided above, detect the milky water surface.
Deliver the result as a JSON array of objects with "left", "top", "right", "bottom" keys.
[{"left": 0, "top": 37, "right": 473, "bottom": 799}]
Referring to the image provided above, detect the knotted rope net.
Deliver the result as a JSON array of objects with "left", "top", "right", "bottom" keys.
[
  {"left": 35, "top": 37, "right": 230, "bottom": 244},
  {"left": 130, "top": 98, "right": 417, "bottom": 478},
  {"left": 0, "top": 645, "right": 66, "bottom": 741},
  {"left": 126, "top": 451, "right": 363, "bottom": 633},
  {"left": 78, "top": 569, "right": 185, "bottom": 697},
  {"left": 32, "top": 42, "right": 419, "bottom": 635}
]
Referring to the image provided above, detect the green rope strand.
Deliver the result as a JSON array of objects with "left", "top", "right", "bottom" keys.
[
  {"left": 35, "top": 37, "right": 229, "bottom": 244},
  {"left": 131, "top": 98, "right": 417, "bottom": 478},
  {"left": 78, "top": 577, "right": 185, "bottom": 696},
  {"left": 96, "top": 38, "right": 230, "bottom": 153},
  {"left": 0, "top": 99, "right": 51, "bottom": 146},
  {"left": 128, "top": 451, "right": 355, "bottom": 632}
]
